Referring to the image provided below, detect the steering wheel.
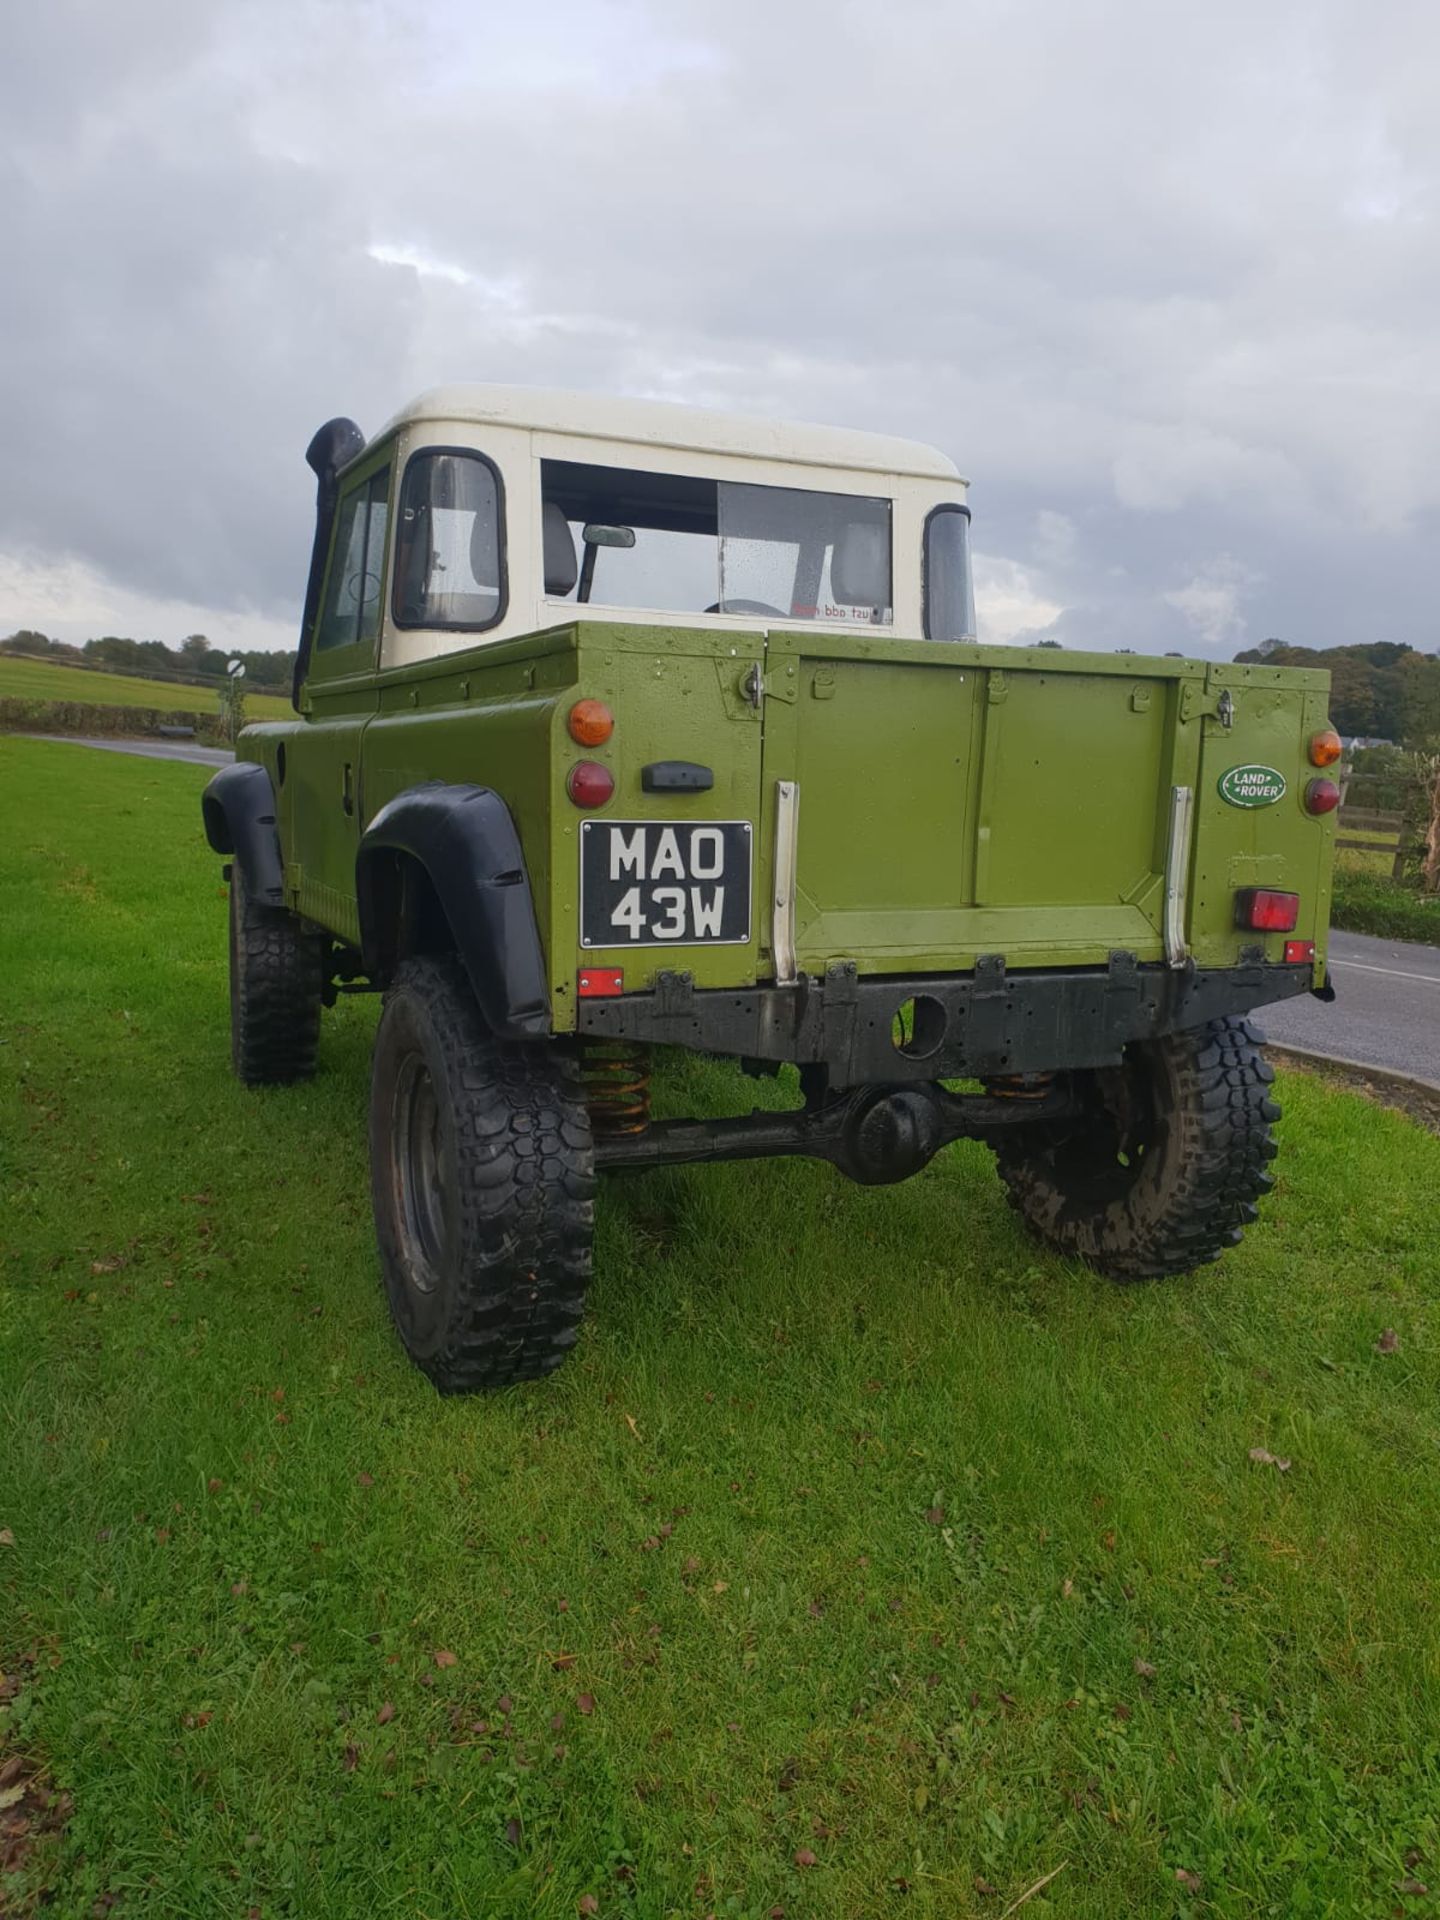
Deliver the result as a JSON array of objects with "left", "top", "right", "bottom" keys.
[
  {"left": 346, "top": 570, "right": 381, "bottom": 608},
  {"left": 705, "top": 598, "right": 786, "bottom": 617}
]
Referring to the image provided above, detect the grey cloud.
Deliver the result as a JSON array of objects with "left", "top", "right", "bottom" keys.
[{"left": 2, "top": 0, "right": 1438, "bottom": 659}]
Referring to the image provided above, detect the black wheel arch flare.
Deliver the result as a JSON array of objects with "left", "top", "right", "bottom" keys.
[
  {"left": 201, "top": 761, "right": 286, "bottom": 907},
  {"left": 356, "top": 783, "right": 551, "bottom": 1040}
]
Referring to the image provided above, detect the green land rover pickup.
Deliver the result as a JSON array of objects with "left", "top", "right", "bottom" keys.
[{"left": 201, "top": 386, "right": 1338, "bottom": 1392}]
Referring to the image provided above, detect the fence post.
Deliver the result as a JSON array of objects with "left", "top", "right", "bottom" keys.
[{"left": 1424, "top": 762, "right": 1440, "bottom": 895}]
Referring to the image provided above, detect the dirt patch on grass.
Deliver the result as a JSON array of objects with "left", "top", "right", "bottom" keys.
[{"left": 1266, "top": 1045, "right": 1440, "bottom": 1134}]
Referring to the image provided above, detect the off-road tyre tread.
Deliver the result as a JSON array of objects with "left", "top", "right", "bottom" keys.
[
  {"left": 371, "top": 957, "right": 595, "bottom": 1393},
  {"left": 229, "top": 863, "right": 324, "bottom": 1086},
  {"left": 994, "top": 1016, "right": 1280, "bottom": 1280}
]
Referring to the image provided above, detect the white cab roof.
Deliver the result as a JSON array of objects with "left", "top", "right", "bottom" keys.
[{"left": 378, "top": 384, "right": 963, "bottom": 483}]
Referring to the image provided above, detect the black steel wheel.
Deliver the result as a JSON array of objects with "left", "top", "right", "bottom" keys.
[
  {"left": 992, "top": 1016, "right": 1280, "bottom": 1279},
  {"left": 228, "top": 861, "right": 324, "bottom": 1085},
  {"left": 369, "top": 957, "right": 595, "bottom": 1392}
]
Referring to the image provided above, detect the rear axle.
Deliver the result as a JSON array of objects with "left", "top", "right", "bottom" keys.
[{"left": 592, "top": 1080, "right": 1078, "bottom": 1185}]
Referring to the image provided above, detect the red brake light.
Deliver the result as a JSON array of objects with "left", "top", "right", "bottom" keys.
[
  {"left": 568, "top": 699, "right": 614, "bottom": 746},
  {"left": 1308, "top": 729, "right": 1342, "bottom": 767},
  {"left": 1304, "top": 777, "right": 1340, "bottom": 815},
  {"left": 566, "top": 760, "right": 614, "bottom": 808},
  {"left": 1234, "top": 888, "right": 1300, "bottom": 933}
]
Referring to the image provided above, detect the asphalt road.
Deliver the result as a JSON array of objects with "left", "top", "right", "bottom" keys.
[
  {"left": 1255, "top": 928, "right": 1440, "bottom": 1088},
  {"left": 13, "top": 731, "right": 235, "bottom": 769}
]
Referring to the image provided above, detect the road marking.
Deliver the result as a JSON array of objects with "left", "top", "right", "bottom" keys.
[{"left": 1332, "top": 958, "right": 1440, "bottom": 987}]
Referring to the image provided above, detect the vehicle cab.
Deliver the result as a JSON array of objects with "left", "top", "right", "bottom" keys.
[{"left": 296, "top": 383, "right": 978, "bottom": 699}]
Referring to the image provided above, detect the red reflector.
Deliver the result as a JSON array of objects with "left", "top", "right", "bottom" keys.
[
  {"left": 1284, "top": 940, "right": 1316, "bottom": 965},
  {"left": 1304, "top": 776, "right": 1340, "bottom": 815},
  {"left": 1234, "top": 888, "right": 1300, "bottom": 932},
  {"left": 566, "top": 760, "right": 614, "bottom": 808},
  {"left": 577, "top": 968, "right": 624, "bottom": 998}
]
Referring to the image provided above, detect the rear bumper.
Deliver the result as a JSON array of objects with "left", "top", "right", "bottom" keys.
[{"left": 575, "top": 955, "right": 1317, "bottom": 1085}]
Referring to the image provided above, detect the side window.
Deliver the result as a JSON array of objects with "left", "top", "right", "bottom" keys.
[
  {"left": 392, "top": 450, "right": 505, "bottom": 630},
  {"left": 316, "top": 468, "right": 390, "bottom": 653},
  {"left": 923, "top": 505, "right": 977, "bottom": 642}
]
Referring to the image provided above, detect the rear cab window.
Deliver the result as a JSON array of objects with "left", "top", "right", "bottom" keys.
[{"left": 539, "top": 459, "right": 894, "bottom": 626}]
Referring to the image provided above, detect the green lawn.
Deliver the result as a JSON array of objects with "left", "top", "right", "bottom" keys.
[
  {"left": 3, "top": 736, "right": 1440, "bottom": 1918},
  {"left": 0, "top": 652, "right": 292, "bottom": 720}
]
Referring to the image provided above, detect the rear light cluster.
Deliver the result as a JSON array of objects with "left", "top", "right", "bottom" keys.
[
  {"left": 1234, "top": 888, "right": 1300, "bottom": 933},
  {"left": 566, "top": 699, "right": 615, "bottom": 808},
  {"left": 1304, "top": 730, "right": 1342, "bottom": 813}
]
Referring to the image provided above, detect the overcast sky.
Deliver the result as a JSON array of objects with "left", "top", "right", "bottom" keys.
[{"left": 3, "top": 0, "right": 1437, "bottom": 659}]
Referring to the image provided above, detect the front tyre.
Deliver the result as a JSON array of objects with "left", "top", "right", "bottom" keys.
[
  {"left": 993, "top": 1017, "right": 1280, "bottom": 1280},
  {"left": 369, "top": 957, "right": 595, "bottom": 1393},
  {"left": 228, "top": 861, "right": 324, "bottom": 1085}
]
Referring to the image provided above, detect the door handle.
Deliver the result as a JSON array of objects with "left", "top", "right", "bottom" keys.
[{"left": 342, "top": 761, "right": 355, "bottom": 816}]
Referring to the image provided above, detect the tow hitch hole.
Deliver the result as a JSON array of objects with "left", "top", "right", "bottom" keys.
[{"left": 893, "top": 994, "right": 947, "bottom": 1060}]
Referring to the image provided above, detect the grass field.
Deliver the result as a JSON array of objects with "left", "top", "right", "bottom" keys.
[
  {"left": 4, "top": 737, "right": 1440, "bottom": 1917},
  {"left": 0, "top": 653, "right": 292, "bottom": 721}
]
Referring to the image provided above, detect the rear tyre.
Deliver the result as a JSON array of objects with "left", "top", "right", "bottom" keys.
[
  {"left": 228, "top": 861, "right": 324, "bottom": 1085},
  {"left": 992, "top": 1017, "right": 1280, "bottom": 1279},
  {"left": 369, "top": 957, "right": 595, "bottom": 1393}
]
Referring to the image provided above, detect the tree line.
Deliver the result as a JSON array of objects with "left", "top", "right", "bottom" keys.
[
  {"left": 0, "top": 629, "right": 296, "bottom": 691},
  {"left": 1234, "top": 640, "right": 1440, "bottom": 747}
]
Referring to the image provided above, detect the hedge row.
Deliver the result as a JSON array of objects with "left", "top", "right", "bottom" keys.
[
  {"left": 0, "top": 697, "right": 229, "bottom": 745},
  {"left": 1330, "top": 867, "right": 1440, "bottom": 947}
]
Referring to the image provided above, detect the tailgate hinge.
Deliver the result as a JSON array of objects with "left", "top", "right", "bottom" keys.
[{"left": 1180, "top": 680, "right": 1237, "bottom": 727}]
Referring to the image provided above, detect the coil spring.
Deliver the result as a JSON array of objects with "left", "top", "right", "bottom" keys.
[
  {"left": 982, "top": 1071, "right": 1057, "bottom": 1101},
  {"left": 582, "top": 1041, "right": 652, "bottom": 1136}
]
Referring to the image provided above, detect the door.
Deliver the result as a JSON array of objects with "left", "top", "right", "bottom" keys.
[{"left": 287, "top": 456, "right": 390, "bottom": 945}]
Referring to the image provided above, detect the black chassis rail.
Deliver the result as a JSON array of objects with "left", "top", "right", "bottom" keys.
[{"left": 576, "top": 951, "right": 1316, "bottom": 1087}]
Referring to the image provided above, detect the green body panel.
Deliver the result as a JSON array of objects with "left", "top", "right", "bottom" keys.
[{"left": 241, "top": 623, "right": 1333, "bottom": 1038}]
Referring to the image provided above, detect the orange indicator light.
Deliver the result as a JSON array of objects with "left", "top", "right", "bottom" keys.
[{"left": 568, "top": 699, "right": 614, "bottom": 746}]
